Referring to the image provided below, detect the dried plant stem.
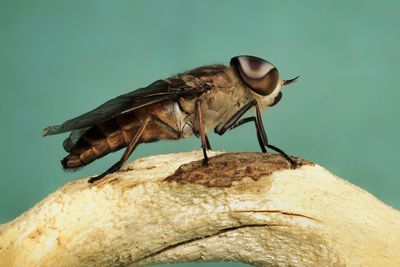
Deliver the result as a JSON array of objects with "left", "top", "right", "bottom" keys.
[{"left": 0, "top": 151, "right": 399, "bottom": 267}]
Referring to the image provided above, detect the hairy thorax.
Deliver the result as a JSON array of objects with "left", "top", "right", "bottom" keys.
[{"left": 177, "top": 69, "right": 253, "bottom": 134}]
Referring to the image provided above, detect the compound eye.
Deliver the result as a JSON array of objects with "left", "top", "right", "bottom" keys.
[{"left": 231, "top": 55, "right": 280, "bottom": 96}]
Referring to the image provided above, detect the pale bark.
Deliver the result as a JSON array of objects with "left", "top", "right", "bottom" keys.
[{"left": 0, "top": 151, "right": 399, "bottom": 267}]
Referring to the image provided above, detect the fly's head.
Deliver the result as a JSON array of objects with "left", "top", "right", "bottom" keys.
[{"left": 230, "top": 55, "right": 298, "bottom": 108}]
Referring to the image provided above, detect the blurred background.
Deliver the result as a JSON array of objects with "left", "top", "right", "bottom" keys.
[{"left": 1, "top": 0, "right": 399, "bottom": 266}]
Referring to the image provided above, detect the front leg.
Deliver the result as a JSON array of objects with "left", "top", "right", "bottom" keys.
[
  {"left": 254, "top": 102, "right": 299, "bottom": 168},
  {"left": 215, "top": 100, "right": 298, "bottom": 168},
  {"left": 233, "top": 117, "right": 266, "bottom": 153},
  {"left": 215, "top": 100, "right": 265, "bottom": 152}
]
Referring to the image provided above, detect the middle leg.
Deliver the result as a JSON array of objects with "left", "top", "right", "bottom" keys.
[{"left": 195, "top": 99, "right": 209, "bottom": 166}]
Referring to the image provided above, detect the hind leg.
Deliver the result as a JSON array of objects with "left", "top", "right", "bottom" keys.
[{"left": 88, "top": 115, "right": 180, "bottom": 183}]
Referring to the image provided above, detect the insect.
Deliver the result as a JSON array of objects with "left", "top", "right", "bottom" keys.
[{"left": 43, "top": 55, "right": 299, "bottom": 183}]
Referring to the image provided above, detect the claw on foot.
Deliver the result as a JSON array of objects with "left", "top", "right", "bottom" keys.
[
  {"left": 88, "top": 174, "right": 106, "bottom": 184},
  {"left": 290, "top": 158, "right": 302, "bottom": 169},
  {"left": 202, "top": 159, "right": 209, "bottom": 167}
]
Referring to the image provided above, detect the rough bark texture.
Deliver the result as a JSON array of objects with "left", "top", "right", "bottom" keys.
[{"left": 0, "top": 151, "right": 399, "bottom": 267}]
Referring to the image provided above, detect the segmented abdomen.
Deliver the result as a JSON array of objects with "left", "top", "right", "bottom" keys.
[
  {"left": 61, "top": 111, "right": 142, "bottom": 170},
  {"left": 61, "top": 101, "right": 181, "bottom": 170}
]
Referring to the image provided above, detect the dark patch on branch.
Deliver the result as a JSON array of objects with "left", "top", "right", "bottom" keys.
[{"left": 165, "top": 152, "right": 313, "bottom": 187}]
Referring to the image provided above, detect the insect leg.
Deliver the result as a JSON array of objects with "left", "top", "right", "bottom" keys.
[
  {"left": 214, "top": 100, "right": 265, "bottom": 152},
  {"left": 205, "top": 134, "right": 212, "bottom": 150},
  {"left": 149, "top": 114, "right": 181, "bottom": 139},
  {"left": 214, "top": 100, "right": 297, "bottom": 168},
  {"left": 195, "top": 99, "right": 209, "bottom": 166},
  {"left": 214, "top": 100, "right": 256, "bottom": 135},
  {"left": 88, "top": 115, "right": 183, "bottom": 183},
  {"left": 88, "top": 117, "right": 151, "bottom": 183},
  {"left": 228, "top": 117, "right": 266, "bottom": 153},
  {"left": 254, "top": 103, "right": 298, "bottom": 168}
]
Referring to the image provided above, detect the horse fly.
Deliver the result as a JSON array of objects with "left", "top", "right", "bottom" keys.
[{"left": 43, "top": 55, "right": 299, "bottom": 183}]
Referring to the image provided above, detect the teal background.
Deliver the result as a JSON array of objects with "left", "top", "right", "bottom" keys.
[{"left": 1, "top": 0, "right": 399, "bottom": 266}]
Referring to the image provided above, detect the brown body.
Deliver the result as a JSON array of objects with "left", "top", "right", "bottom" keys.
[
  {"left": 44, "top": 55, "right": 298, "bottom": 182},
  {"left": 62, "top": 65, "right": 258, "bottom": 169}
]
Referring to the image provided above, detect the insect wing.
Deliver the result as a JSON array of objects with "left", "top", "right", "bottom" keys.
[{"left": 42, "top": 79, "right": 196, "bottom": 136}]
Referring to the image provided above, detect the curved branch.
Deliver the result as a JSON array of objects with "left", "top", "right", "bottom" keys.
[{"left": 0, "top": 151, "right": 399, "bottom": 267}]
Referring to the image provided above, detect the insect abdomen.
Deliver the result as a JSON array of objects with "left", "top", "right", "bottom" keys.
[
  {"left": 61, "top": 112, "right": 142, "bottom": 170},
  {"left": 61, "top": 102, "right": 181, "bottom": 170}
]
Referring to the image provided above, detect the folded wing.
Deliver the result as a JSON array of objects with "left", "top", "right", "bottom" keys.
[{"left": 42, "top": 78, "right": 207, "bottom": 136}]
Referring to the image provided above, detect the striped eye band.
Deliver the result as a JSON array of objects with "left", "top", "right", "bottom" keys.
[{"left": 231, "top": 55, "right": 279, "bottom": 96}]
